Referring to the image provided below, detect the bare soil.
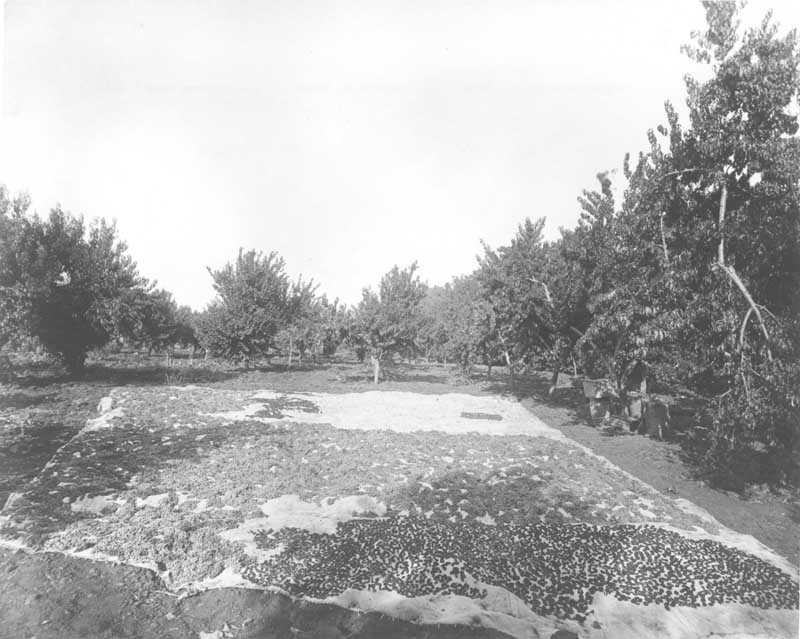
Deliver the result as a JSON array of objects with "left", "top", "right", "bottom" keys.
[
  {"left": 506, "top": 372, "right": 800, "bottom": 566},
  {"left": 0, "top": 549, "right": 509, "bottom": 639},
  {"left": 0, "top": 354, "right": 796, "bottom": 638},
  {"left": 0, "top": 384, "right": 106, "bottom": 509}
]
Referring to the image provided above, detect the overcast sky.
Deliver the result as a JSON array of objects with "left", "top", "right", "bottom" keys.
[{"left": 1, "top": 0, "right": 798, "bottom": 310}]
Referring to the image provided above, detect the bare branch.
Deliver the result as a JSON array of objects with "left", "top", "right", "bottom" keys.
[
  {"left": 718, "top": 182, "right": 727, "bottom": 265},
  {"left": 659, "top": 212, "right": 670, "bottom": 264},
  {"left": 758, "top": 304, "right": 778, "bottom": 321},
  {"left": 569, "top": 326, "right": 587, "bottom": 341},
  {"left": 660, "top": 168, "right": 706, "bottom": 180},
  {"left": 740, "top": 369, "right": 751, "bottom": 401},
  {"left": 569, "top": 326, "right": 617, "bottom": 380},
  {"left": 528, "top": 277, "right": 552, "bottom": 305},
  {"left": 713, "top": 183, "right": 772, "bottom": 361},
  {"left": 719, "top": 263, "right": 772, "bottom": 361},
  {"left": 496, "top": 331, "right": 515, "bottom": 374},
  {"left": 738, "top": 306, "right": 753, "bottom": 351}
]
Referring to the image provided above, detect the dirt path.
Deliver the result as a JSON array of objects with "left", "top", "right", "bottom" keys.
[{"left": 518, "top": 384, "right": 800, "bottom": 567}]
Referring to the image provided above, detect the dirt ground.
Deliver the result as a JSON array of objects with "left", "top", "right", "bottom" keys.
[
  {"left": 0, "top": 355, "right": 797, "bottom": 639},
  {"left": 509, "top": 373, "right": 800, "bottom": 566},
  {"left": 0, "top": 549, "right": 511, "bottom": 639}
]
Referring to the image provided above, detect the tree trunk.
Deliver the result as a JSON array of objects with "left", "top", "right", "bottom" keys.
[
  {"left": 288, "top": 335, "right": 293, "bottom": 366},
  {"left": 502, "top": 348, "right": 514, "bottom": 378},
  {"left": 496, "top": 332, "right": 514, "bottom": 379},
  {"left": 66, "top": 351, "right": 86, "bottom": 378},
  {"left": 549, "top": 359, "right": 562, "bottom": 396},
  {"left": 569, "top": 325, "right": 615, "bottom": 383},
  {"left": 487, "top": 363, "right": 492, "bottom": 379},
  {"left": 371, "top": 356, "right": 381, "bottom": 384},
  {"left": 549, "top": 342, "right": 569, "bottom": 394}
]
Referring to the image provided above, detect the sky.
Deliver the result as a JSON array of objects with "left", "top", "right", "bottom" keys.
[{"left": 1, "top": 0, "right": 798, "bottom": 310}]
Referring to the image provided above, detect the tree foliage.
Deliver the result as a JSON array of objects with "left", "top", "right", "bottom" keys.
[
  {"left": 417, "top": 276, "right": 498, "bottom": 373},
  {"left": 673, "top": 2, "right": 800, "bottom": 486},
  {"left": 559, "top": 2, "right": 800, "bottom": 486},
  {"left": 408, "top": 3, "right": 799, "bottom": 486},
  {"left": 275, "top": 285, "right": 347, "bottom": 363},
  {"left": 195, "top": 249, "right": 291, "bottom": 363},
  {"left": 0, "top": 1, "right": 795, "bottom": 489},
  {"left": 0, "top": 193, "right": 146, "bottom": 374},
  {"left": 0, "top": 187, "right": 34, "bottom": 351},
  {"left": 477, "top": 218, "right": 557, "bottom": 375},
  {"left": 351, "top": 263, "right": 427, "bottom": 383}
]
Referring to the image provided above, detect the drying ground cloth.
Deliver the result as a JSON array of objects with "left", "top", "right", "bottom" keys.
[{"left": 1, "top": 386, "right": 797, "bottom": 639}]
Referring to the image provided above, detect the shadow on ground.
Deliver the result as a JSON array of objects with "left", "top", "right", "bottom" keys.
[
  {"left": 386, "top": 468, "right": 599, "bottom": 526},
  {"left": 0, "top": 549, "right": 513, "bottom": 639},
  {"left": 0, "top": 386, "right": 107, "bottom": 509},
  {"left": 9, "top": 363, "right": 238, "bottom": 389},
  {"left": 344, "top": 363, "right": 454, "bottom": 386},
  {"left": 1, "top": 412, "right": 290, "bottom": 543},
  {"left": 478, "top": 370, "right": 588, "bottom": 428},
  {"left": 0, "top": 391, "right": 59, "bottom": 410}
]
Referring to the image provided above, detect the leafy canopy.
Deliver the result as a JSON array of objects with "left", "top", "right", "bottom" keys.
[
  {"left": 195, "top": 249, "right": 291, "bottom": 362},
  {"left": 0, "top": 191, "right": 146, "bottom": 374},
  {"left": 352, "top": 262, "right": 427, "bottom": 362}
]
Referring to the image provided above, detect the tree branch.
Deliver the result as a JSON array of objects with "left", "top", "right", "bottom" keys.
[
  {"left": 718, "top": 182, "right": 727, "bottom": 265},
  {"left": 569, "top": 325, "right": 588, "bottom": 342},
  {"left": 660, "top": 168, "right": 706, "bottom": 180},
  {"left": 719, "top": 263, "right": 772, "bottom": 360},
  {"left": 715, "top": 182, "right": 773, "bottom": 361},
  {"left": 496, "top": 330, "right": 515, "bottom": 374},
  {"left": 758, "top": 304, "right": 778, "bottom": 322},
  {"left": 659, "top": 212, "right": 670, "bottom": 264},
  {"left": 569, "top": 325, "right": 617, "bottom": 381},
  {"left": 528, "top": 277, "right": 552, "bottom": 305},
  {"left": 738, "top": 306, "right": 753, "bottom": 351},
  {"left": 740, "top": 368, "right": 751, "bottom": 401}
]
